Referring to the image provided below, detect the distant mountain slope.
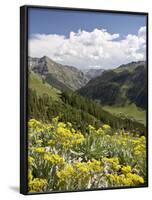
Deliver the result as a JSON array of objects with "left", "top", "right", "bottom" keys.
[
  {"left": 84, "top": 68, "right": 104, "bottom": 80},
  {"left": 28, "top": 71, "right": 60, "bottom": 101},
  {"left": 78, "top": 61, "right": 147, "bottom": 109},
  {"left": 29, "top": 56, "right": 88, "bottom": 91},
  {"left": 114, "top": 61, "right": 145, "bottom": 73},
  {"left": 28, "top": 63, "right": 146, "bottom": 134}
]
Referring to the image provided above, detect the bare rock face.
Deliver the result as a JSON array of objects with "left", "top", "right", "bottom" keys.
[{"left": 28, "top": 56, "right": 88, "bottom": 91}]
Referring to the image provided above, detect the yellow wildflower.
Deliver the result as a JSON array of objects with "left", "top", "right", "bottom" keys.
[
  {"left": 121, "top": 165, "right": 132, "bottom": 174},
  {"left": 28, "top": 178, "right": 47, "bottom": 192},
  {"left": 34, "top": 147, "right": 45, "bottom": 153},
  {"left": 57, "top": 164, "right": 74, "bottom": 182},
  {"left": 28, "top": 170, "right": 33, "bottom": 181},
  {"left": 44, "top": 153, "right": 65, "bottom": 165},
  {"left": 28, "top": 156, "right": 34, "bottom": 165},
  {"left": 48, "top": 139, "right": 55, "bottom": 146},
  {"left": 102, "top": 124, "right": 111, "bottom": 130}
]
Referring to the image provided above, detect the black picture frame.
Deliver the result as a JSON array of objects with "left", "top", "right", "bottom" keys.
[{"left": 20, "top": 5, "right": 148, "bottom": 195}]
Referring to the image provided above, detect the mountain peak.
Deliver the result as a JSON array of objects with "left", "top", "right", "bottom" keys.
[
  {"left": 39, "top": 56, "right": 56, "bottom": 64},
  {"left": 29, "top": 56, "right": 89, "bottom": 91}
]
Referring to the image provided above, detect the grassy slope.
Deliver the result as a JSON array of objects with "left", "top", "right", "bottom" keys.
[
  {"left": 28, "top": 71, "right": 146, "bottom": 133},
  {"left": 29, "top": 71, "right": 60, "bottom": 101},
  {"left": 103, "top": 104, "right": 146, "bottom": 125},
  {"left": 105, "top": 66, "right": 146, "bottom": 124}
]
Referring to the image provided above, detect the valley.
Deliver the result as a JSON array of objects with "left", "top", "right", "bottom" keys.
[{"left": 28, "top": 56, "right": 147, "bottom": 134}]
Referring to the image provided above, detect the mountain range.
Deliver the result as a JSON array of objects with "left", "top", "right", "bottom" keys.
[{"left": 29, "top": 56, "right": 147, "bottom": 110}]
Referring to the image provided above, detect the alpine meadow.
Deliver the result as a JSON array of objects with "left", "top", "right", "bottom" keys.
[{"left": 27, "top": 8, "right": 147, "bottom": 193}]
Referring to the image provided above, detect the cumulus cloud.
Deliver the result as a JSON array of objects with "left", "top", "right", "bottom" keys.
[{"left": 29, "top": 26, "right": 146, "bottom": 70}]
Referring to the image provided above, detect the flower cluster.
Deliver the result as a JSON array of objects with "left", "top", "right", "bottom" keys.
[
  {"left": 55, "top": 123, "right": 85, "bottom": 148},
  {"left": 107, "top": 172, "right": 144, "bottom": 187},
  {"left": 56, "top": 159, "right": 103, "bottom": 189},
  {"left": 28, "top": 117, "right": 146, "bottom": 193},
  {"left": 43, "top": 153, "right": 65, "bottom": 165},
  {"left": 28, "top": 178, "right": 47, "bottom": 193}
]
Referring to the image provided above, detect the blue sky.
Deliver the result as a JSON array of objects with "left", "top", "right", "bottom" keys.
[{"left": 28, "top": 8, "right": 146, "bottom": 38}]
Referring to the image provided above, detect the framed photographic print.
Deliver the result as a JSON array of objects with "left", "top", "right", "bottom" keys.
[{"left": 20, "top": 5, "right": 148, "bottom": 195}]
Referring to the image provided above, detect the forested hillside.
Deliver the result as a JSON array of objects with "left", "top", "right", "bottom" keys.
[
  {"left": 28, "top": 58, "right": 146, "bottom": 135},
  {"left": 78, "top": 61, "right": 147, "bottom": 109}
]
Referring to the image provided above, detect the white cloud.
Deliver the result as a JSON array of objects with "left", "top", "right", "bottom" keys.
[{"left": 29, "top": 26, "right": 146, "bottom": 70}]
